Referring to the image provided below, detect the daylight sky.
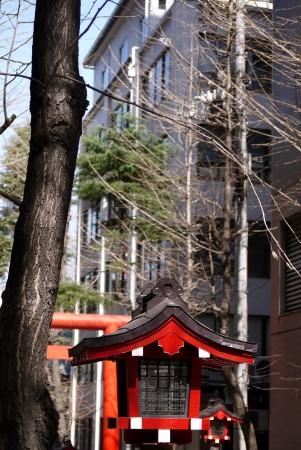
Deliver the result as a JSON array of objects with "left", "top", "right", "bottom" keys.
[
  {"left": 0, "top": 1, "right": 117, "bottom": 286},
  {"left": 0, "top": 0, "right": 116, "bottom": 123}
]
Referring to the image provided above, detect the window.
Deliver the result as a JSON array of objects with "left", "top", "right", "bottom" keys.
[
  {"left": 248, "top": 223, "right": 270, "bottom": 278},
  {"left": 119, "top": 39, "right": 129, "bottom": 65},
  {"left": 76, "top": 418, "right": 93, "bottom": 450},
  {"left": 90, "top": 206, "right": 100, "bottom": 241},
  {"left": 196, "top": 127, "right": 271, "bottom": 182},
  {"left": 100, "top": 197, "right": 109, "bottom": 222},
  {"left": 139, "top": 360, "right": 189, "bottom": 416},
  {"left": 105, "top": 264, "right": 128, "bottom": 295},
  {"left": 199, "top": 34, "right": 272, "bottom": 93},
  {"left": 195, "top": 219, "right": 270, "bottom": 279},
  {"left": 145, "top": 50, "right": 170, "bottom": 106},
  {"left": 101, "top": 52, "right": 111, "bottom": 89},
  {"left": 198, "top": 32, "right": 228, "bottom": 84},
  {"left": 246, "top": 40, "right": 272, "bottom": 93},
  {"left": 145, "top": 245, "right": 161, "bottom": 281},
  {"left": 196, "top": 126, "right": 226, "bottom": 179},
  {"left": 101, "top": 66, "right": 109, "bottom": 89},
  {"left": 194, "top": 217, "right": 224, "bottom": 277},
  {"left": 247, "top": 130, "right": 271, "bottom": 182},
  {"left": 140, "top": 16, "right": 149, "bottom": 43},
  {"left": 99, "top": 128, "right": 105, "bottom": 142},
  {"left": 158, "top": 0, "right": 167, "bottom": 9},
  {"left": 77, "top": 363, "right": 95, "bottom": 384},
  {"left": 113, "top": 100, "right": 130, "bottom": 131},
  {"left": 83, "top": 206, "right": 100, "bottom": 245},
  {"left": 282, "top": 213, "right": 301, "bottom": 313},
  {"left": 164, "top": 49, "right": 170, "bottom": 89},
  {"left": 84, "top": 270, "right": 98, "bottom": 290}
]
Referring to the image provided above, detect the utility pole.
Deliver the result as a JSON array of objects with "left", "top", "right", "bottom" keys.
[
  {"left": 234, "top": 0, "right": 248, "bottom": 449},
  {"left": 70, "top": 200, "right": 82, "bottom": 445},
  {"left": 185, "top": 31, "right": 196, "bottom": 301},
  {"left": 128, "top": 46, "right": 140, "bottom": 309},
  {"left": 94, "top": 232, "right": 106, "bottom": 450}
]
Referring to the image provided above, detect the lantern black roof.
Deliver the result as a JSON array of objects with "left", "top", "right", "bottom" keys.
[
  {"left": 200, "top": 398, "right": 242, "bottom": 421},
  {"left": 69, "top": 278, "right": 257, "bottom": 367}
]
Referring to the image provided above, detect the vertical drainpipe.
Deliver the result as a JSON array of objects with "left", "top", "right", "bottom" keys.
[
  {"left": 70, "top": 199, "right": 82, "bottom": 445},
  {"left": 94, "top": 233, "right": 106, "bottom": 450},
  {"left": 128, "top": 46, "right": 140, "bottom": 310},
  {"left": 234, "top": 0, "right": 248, "bottom": 449}
]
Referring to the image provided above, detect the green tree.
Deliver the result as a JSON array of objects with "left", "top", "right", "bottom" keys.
[
  {"left": 1, "top": 123, "right": 29, "bottom": 199},
  {"left": 0, "top": 124, "right": 29, "bottom": 277},
  {"left": 78, "top": 117, "right": 176, "bottom": 234}
]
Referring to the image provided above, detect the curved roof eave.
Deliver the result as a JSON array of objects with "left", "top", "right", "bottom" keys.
[{"left": 69, "top": 302, "right": 257, "bottom": 364}]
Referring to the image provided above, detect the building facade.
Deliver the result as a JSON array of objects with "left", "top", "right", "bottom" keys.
[
  {"left": 270, "top": 1, "right": 301, "bottom": 449},
  {"left": 72, "top": 0, "right": 273, "bottom": 448}
]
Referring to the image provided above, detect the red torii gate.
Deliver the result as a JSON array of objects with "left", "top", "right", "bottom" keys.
[
  {"left": 49, "top": 312, "right": 130, "bottom": 359},
  {"left": 49, "top": 312, "right": 130, "bottom": 450}
]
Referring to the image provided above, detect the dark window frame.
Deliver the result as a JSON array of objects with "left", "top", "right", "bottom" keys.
[
  {"left": 158, "top": 0, "right": 167, "bottom": 9},
  {"left": 246, "top": 39, "right": 272, "bottom": 93},
  {"left": 119, "top": 39, "right": 129, "bottom": 65},
  {"left": 144, "top": 49, "right": 170, "bottom": 107}
]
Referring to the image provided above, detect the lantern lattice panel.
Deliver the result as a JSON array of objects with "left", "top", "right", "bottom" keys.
[{"left": 140, "top": 359, "right": 189, "bottom": 416}]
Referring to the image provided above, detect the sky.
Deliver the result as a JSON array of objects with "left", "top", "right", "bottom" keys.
[
  {"left": 0, "top": 0, "right": 116, "bottom": 125},
  {"left": 0, "top": 0, "right": 117, "bottom": 284}
]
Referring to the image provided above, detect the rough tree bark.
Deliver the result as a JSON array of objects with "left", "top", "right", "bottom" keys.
[
  {"left": 222, "top": 366, "right": 258, "bottom": 450},
  {"left": 0, "top": 1, "right": 87, "bottom": 449}
]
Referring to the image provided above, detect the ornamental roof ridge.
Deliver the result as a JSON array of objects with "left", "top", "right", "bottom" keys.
[{"left": 133, "top": 278, "right": 188, "bottom": 318}]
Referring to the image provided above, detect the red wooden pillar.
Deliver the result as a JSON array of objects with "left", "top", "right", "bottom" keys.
[
  {"left": 188, "top": 359, "right": 203, "bottom": 417},
  {"left": 103, "top": 323, "right": 119, "bottom": 450}
]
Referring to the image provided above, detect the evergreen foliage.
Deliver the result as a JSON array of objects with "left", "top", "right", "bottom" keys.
[
  {"left": 0, "top": 124, "right": 29, "bottom": 277},
  {"left": 0, "top": 211, "right": 17, "bottom": 278},
  {"left": 1, "top": 124, "right": 29, "bottom": 199},
  {"left": 77, "top": 117, "right": 177, "bottom": 239},
  {"left": 57, "top": 281, "right": 105, "bottom": 311}
]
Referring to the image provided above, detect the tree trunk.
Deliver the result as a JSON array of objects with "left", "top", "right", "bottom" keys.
[
  {"left": 222, "top": 366, "right": 258, "bottom": 450},
  {"left": 0, "top": 1, "right": 87, "bottom": 449},
  {"left": 219, "top": 0, "right": 234, "bottom": 337}
]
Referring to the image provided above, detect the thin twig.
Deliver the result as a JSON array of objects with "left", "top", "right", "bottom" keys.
[{"left": 0, "top": 114, "right": 17, "bottom": 135}]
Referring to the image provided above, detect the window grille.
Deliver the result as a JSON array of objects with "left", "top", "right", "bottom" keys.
[
  {"left": 211, "top": 419, "right": 225, "bottom": 436},
  {"left": 139, "top": 360, "right": 189, "bottom": 416},
  {"left": 283, "top": 213, "right": 301, "bottom": 313}
]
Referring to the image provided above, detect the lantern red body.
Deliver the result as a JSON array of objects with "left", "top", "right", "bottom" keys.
[
  {"left": 70, "top": 279, "right": 257, "bottom": 445},
  {"left": 201, "top": 398, "right": 243, "bottom": 444}
]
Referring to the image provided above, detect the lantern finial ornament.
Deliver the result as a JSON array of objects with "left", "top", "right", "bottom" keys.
[{"left": 134, "top": 278, "right": 187, "bottom": 318}]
